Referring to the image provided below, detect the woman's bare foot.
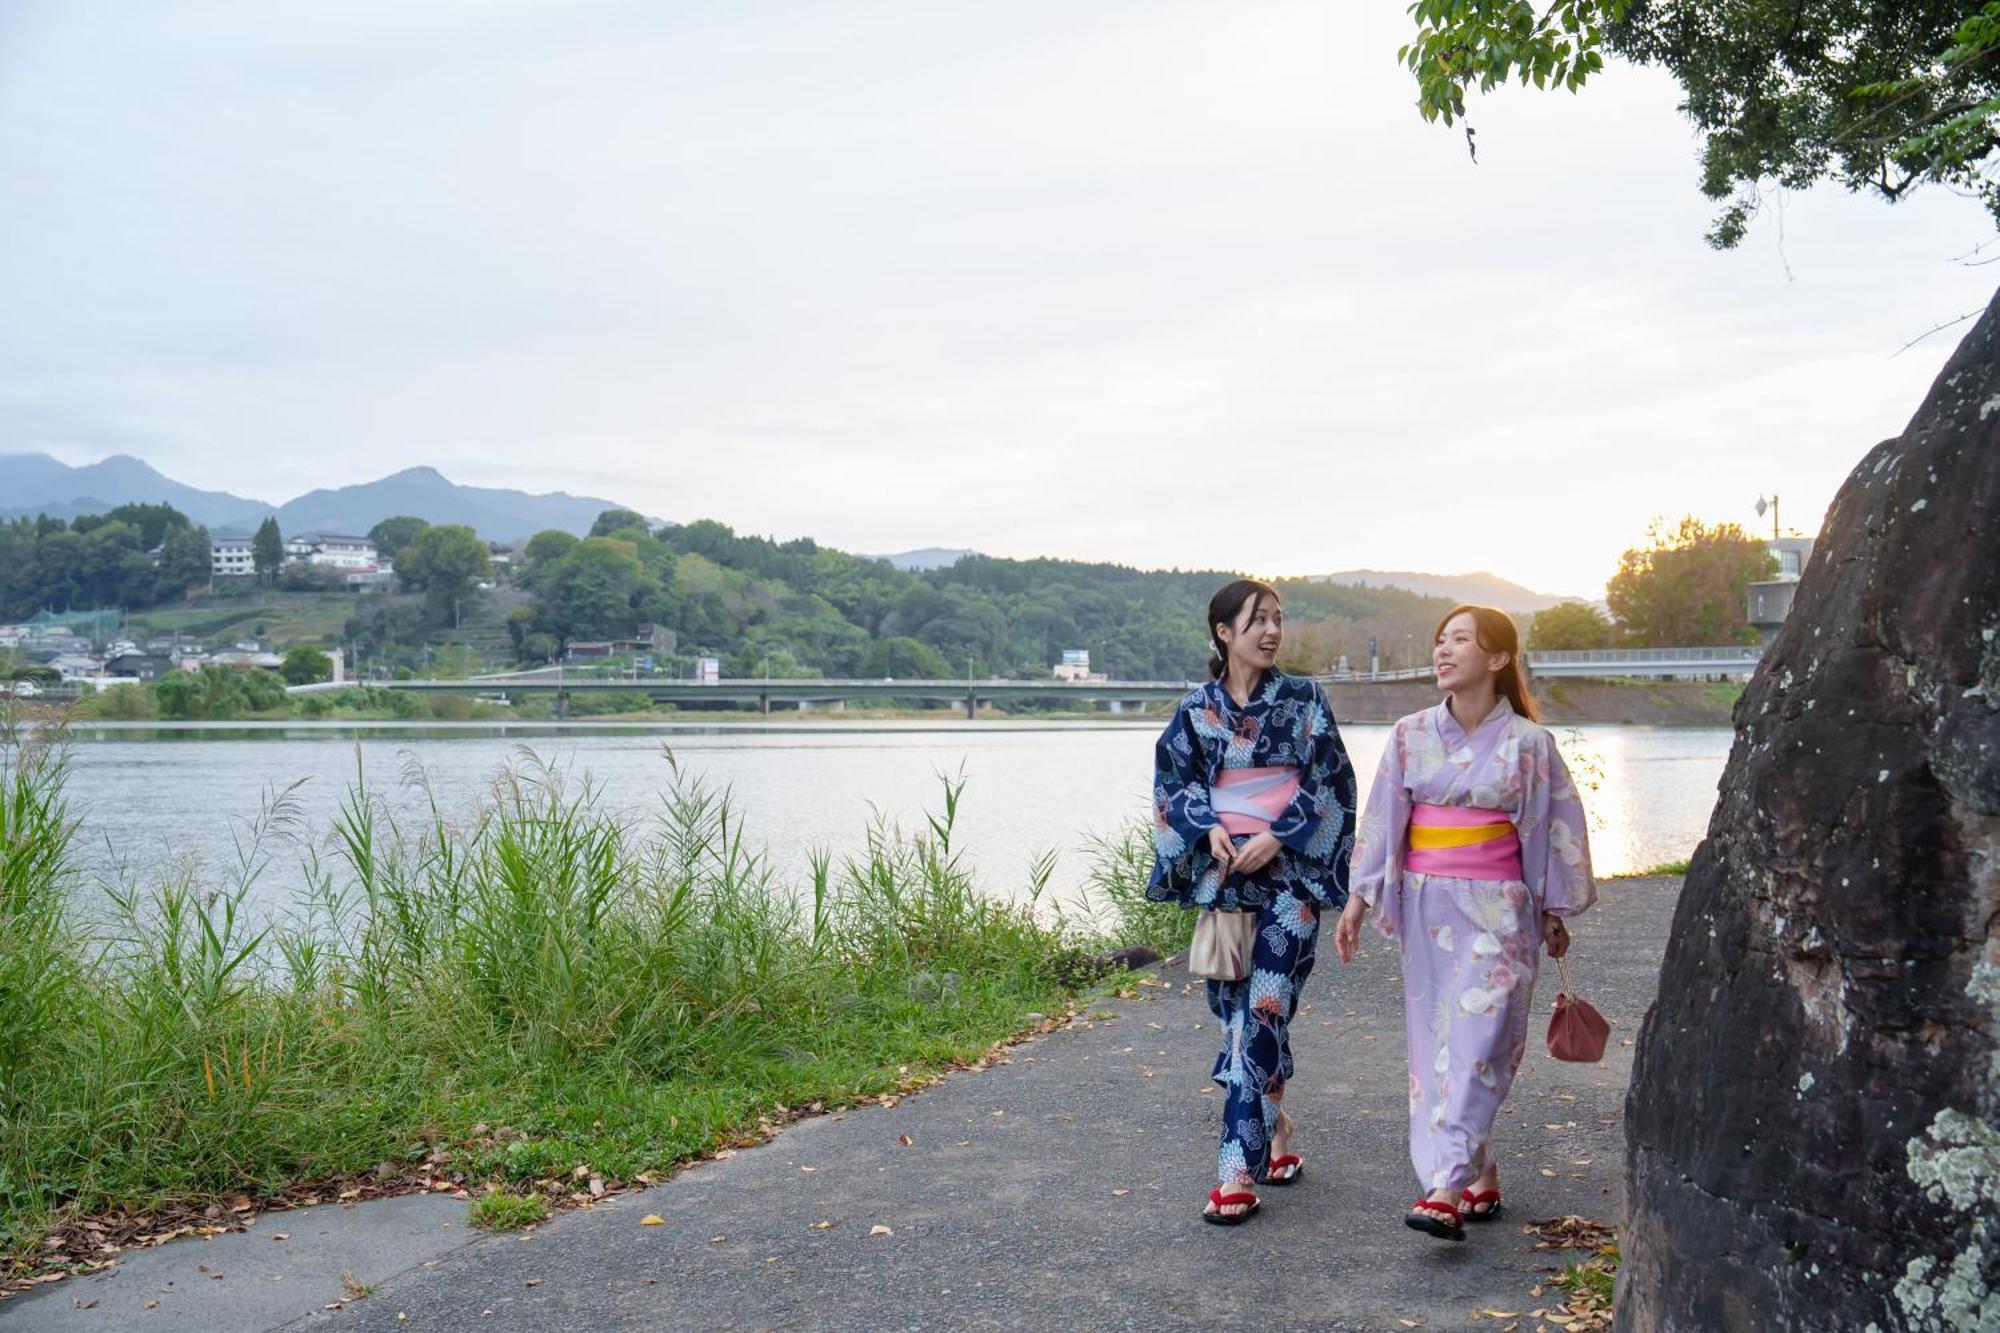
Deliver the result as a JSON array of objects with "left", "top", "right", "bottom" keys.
[
  {"left": 1265, "top": 1111, "right": 1302, "bottom": 1183},
  {"left": 1203, "top": 1181, "right": 1259, "bottom": 1221},
  {"left": 1462, "top": 1165, "right": 1502, "bottom": 1218}
]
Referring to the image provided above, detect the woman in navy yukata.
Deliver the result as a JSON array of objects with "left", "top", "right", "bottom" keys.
[{"left": 1147, "top": 579, "right": 1357, "bottom": 1225}]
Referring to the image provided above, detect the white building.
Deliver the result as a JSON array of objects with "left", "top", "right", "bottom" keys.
[
  {"left": 211, "top": 538, "right": 256, "bottom": 577},
  {"left": 287, "top": 534, "right": 380, "bottom": 569},
  {"left": 1053, "top": 648, "right": 1107, "bottom": 683}
]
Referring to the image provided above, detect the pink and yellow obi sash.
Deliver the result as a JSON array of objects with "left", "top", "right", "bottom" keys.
[
  {"left": 1211, "top": 767, "right": 1300, "bottom": 837},
  {"left": 1405, "top": 804, "right": 1522, "bottom": 880}
]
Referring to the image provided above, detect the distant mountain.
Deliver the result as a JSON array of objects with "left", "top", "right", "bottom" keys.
[
  {"left": 271, "top": 467, "right": 629, "bottom": 543},
  {"left": 1312, "top": 569, "right": 1580, "bottom": 615},
  {"left": 0, "top": 454, "right": 636, "bottom": 542},
  {"left": 870, "top": 547, "right": 976, "bottom": 571},
  {"left": 0, "top": 453, "right": 270, "bottom": 529}
]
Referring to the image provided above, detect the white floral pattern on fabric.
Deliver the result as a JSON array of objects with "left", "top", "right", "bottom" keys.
[{"left": 1206, "top": 893, "right": 1320, "bottom": 1186}]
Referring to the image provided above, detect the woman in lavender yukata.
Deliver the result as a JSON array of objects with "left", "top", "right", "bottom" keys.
[
  {"left": 1333, "top": 605, "right": 1595, "bottom": 1242},
  {"left": 1147, "top": 580, "right": 1356, "bottom": 1226}
]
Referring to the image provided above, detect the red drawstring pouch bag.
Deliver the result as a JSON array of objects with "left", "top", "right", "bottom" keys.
[{"left": 1547, "top": 955, "right": 1610, "bottom": 1063}]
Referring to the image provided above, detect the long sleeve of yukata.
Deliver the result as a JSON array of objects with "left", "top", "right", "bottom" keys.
[
  {"left": 1349, "top": 716, "right": 1414, "bottom": 939},
  {"left": 1519, "top": 729, "right": 1596, "bottom": 918},
  {"left": 1152, "top": 699, "right": 1221, "bottom": 861},
  {"left": 1268, "top": 686, "right": 1358, "bottom": 880}
]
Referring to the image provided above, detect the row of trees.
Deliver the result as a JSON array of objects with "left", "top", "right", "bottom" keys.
[
  {"left": 1528, "top": 518, "right": 1778, "bottom": 650},
  {"left": 2, "top": 498, "right": 1778, "bottom": 671},
  {"left": 0, "top": 506, "right": 214, "bottom": 619}
]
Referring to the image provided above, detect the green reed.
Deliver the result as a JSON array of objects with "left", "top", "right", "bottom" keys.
[{"left": 0, "top": 720, "right": 1176, "bottom": 1267}]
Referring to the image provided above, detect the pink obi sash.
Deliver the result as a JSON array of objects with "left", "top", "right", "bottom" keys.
[
  {"left": 1405, "top": 804, "right": 1522, "bottom": 881},
  {"left": 1211, "top": 767, "right": 1300, "bottom": 837}
]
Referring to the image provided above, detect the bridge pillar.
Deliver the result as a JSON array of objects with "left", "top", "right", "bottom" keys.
[
  {"left": 965, "top": 693, "right": 977, "bottom": 720},
  {"left": 759, "top": 692, "right": 770, "bottom": 716},
  {"left": 555, "top": 690, "right": 570, "bottom": 720}
]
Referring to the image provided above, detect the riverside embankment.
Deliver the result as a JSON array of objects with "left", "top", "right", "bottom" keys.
[{"left": 1321, "top": 677, "right": 1739, "bottom": 726}]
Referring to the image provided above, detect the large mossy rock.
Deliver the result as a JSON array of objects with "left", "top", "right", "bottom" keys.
[{"left": 1619, "top": 291, "right": 2000, "bottom": 1331}]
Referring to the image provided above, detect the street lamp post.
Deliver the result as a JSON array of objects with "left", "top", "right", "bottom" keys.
[{"left": 1756, "top": 493, "right": 1781, "bottom": 541}]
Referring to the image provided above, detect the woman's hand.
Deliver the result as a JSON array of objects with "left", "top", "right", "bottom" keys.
[
  {"left": 1334, "top": 897, "right": 1367, "bottom": 964},
  {"left": 1230, "top": 832, "right": 1281, "bottom": 877},
  {"left": 1206, "top": 825, "right": 1237, "bottom": 870},
  {"left": 1542, "top": 911, "right": 1571, "bottom": 958}
]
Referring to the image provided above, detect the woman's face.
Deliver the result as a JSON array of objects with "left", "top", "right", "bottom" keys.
[
  {"left": 1433, "top": 612, "right": 1507, "bottom": 690},
  {"left": 1218, "top": 594, "right": 1283, "bottom": 671}
]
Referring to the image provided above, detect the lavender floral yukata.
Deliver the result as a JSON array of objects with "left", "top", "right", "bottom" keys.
[
  {"left": 1350, "top": 698, "right": 1595, "bottom": 1195},
  {"left": 1147, "top": 670, "right": 1356, "bottom": 1188}
]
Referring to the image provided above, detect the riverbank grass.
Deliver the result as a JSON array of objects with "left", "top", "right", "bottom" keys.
[{"left": 0, "top": 721, "right": 1186, "bottom": 1274}]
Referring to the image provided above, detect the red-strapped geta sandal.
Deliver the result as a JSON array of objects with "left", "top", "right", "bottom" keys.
[
  {"left": 1263, "top": 1154, "right": 1304, "bottom": 1186},
  {"left": 1201, "top": 1187, "right": 1261, "bottom": 1226},
  {"left": 1459, "top": 1186, "right": 1503, "bottom": 1222},
  {"left": 1404, "top": 1197, "right": 1466, "bottom": 1241}
]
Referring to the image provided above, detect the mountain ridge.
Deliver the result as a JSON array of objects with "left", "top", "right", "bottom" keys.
[
  {"left": 0, "top": 453, "right": 631, "bottom": 542},
  {"left": 1311, "top": 568, "right": 1581, "bottom": 615}
]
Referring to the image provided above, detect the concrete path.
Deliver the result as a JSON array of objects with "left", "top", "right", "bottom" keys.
[{"left": 9, "top": 878, "right": 1678, "bottom": 1333}]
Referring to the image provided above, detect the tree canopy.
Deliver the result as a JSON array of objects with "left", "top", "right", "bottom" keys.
[
  {"left": 396, "top": 524, "right": 492, "bottom": 625},
  {"left": 1529, "top": 599, "right": 1615, "bottom": 650},
  {"left": 366, "top": 516, "right": 429, "bottom": 561},
  {"left": 1606, "top": 516, "right": 1776, "bottom": 645},
  {"left": 1404, "top": 0, "right": 2000, "bottom": 245}
]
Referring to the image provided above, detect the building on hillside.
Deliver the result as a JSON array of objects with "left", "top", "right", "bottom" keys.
[
  {"left": 343, "top": 563, "right": 396, "bottom": 591},
  {"left": 637, "top": 623, "right": 677, "bottom": 655},
  {"left": 105, "top": 652, "right": 173, "bottom": 682},
  {"left": 1746, "top": 536, "right": 1818, "bottom": 646},
  {"left": 209, "top": 649, "right": 285, "bottom": 670},
  {"left": 211, "top": 537, "right": 256, "bottom": 578},
  {"left": 45, "top": 653, "right": 104, "bottom": 681},
  {"left": 563, "top": 640, "right": 641, "bottom": 661},
  {"left": 285, "top": 534, "right": 380, "bottom": 569}
]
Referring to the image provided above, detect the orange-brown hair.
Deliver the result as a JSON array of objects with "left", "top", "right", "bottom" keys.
[{"left": 1433, "top": 604, "right": 1541, "bottom": 722}]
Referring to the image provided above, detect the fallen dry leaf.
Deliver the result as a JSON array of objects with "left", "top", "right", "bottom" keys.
[
  {"left": 640, "top": 1215, "right": 665, "bottom": 1227},
  {"left": 869, "top": 1225, "right": 893, "bottom": 1237},
  {"left": 809, "top": 1221, "right": 832, "bottom": 1230},
  {"left": 524, "top": 1278, "right": 542, "bottom": 1288},
  {"left": 709, "top": 1236, "right": 726, "bottom": 1244},
  {"left": 1112, "top": 1189, "right": 1129, "bottom": 1197},
  {"left": 898, "top": 1133, "right": 913, "bottom": 1147},
  {"left": 271, "top": 1233, "right": 289, "bottom": 1242}
]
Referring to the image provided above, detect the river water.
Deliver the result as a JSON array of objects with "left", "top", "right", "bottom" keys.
[{"left": 44, "top": 720, "right": 1729, "bottom": 921}]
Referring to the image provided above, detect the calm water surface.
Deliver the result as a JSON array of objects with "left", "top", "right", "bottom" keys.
[{"left": 52, "top": 720, "right": 1729, "bottom": 919}]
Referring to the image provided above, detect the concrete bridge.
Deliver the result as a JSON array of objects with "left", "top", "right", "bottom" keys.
[
  {"left": 287, "top": 645, "right": 1761, "bottom": 718},
  {"left": 1523, "top": 645, "right": 1764, "bottom": 679}
]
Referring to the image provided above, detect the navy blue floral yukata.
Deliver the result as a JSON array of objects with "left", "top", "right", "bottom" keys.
[{"left": 1147, "top": 669, "right": 1356, "bottom": 1187}]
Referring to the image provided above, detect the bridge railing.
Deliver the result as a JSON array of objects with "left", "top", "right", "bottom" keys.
[{"left": 1527, "top": 646, "right": 1763, "bottom": 665}]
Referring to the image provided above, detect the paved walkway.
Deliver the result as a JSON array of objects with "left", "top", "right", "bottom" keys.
[{"left": 10, "top": 878, "right": 1679, "bottom": 1332}]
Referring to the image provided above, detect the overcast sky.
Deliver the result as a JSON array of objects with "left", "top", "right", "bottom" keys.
[{"left": 2, "top": 1, "right": 1992, "bottom": 597}]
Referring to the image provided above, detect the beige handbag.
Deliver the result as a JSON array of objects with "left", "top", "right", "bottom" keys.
[{"left": 1189, "top": 909, "right": 1259, "bottom": 981}]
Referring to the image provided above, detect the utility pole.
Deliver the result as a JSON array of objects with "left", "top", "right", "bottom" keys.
[{"left": 1756, "top": 493, "right": 1781, "bottom": 541}]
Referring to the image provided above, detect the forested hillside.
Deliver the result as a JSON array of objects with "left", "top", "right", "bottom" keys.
[{"left": 506, "top": 515, "right": 1455, "bottom": 679}]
